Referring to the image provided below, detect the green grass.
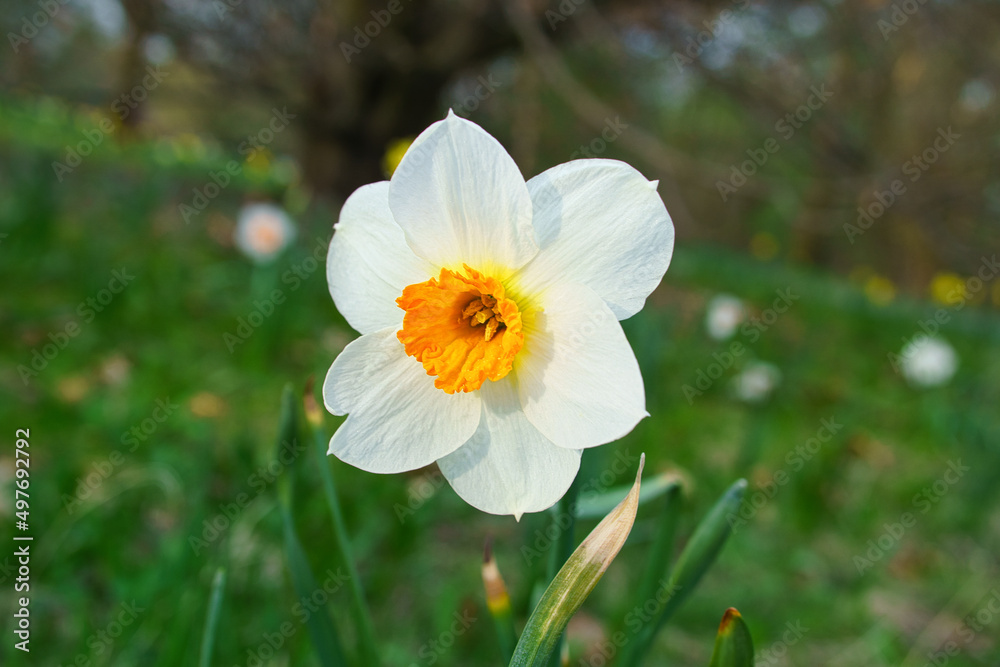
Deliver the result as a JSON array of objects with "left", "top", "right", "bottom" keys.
[{"left": 1, "top": 101, "right": 998, "bottom": 667}]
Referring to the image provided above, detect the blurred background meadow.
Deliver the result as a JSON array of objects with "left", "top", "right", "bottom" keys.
[{"left": 2, "top": 0, "right": 1000, "bottom": 665}]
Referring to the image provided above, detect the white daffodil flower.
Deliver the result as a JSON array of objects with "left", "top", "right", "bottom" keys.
[
  {"left": 235, "top": 202, "right": 296, "bottom": 263},
  {"left": 900, "top": 336, "right": 958, "bottom": 387},
  {"left": 323, "top": 112, "right": 674, "bottom": 518}
]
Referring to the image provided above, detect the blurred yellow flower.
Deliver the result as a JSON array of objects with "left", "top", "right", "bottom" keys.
[
  {"left": 174, "top": 132, "right": 207, "bottom": 162},
  {"left": 864, "top": 275, "right": 896, "bottom": 305},
  {"left": 57, "top": 375, "right": 90, "bottom": 403},
  {"left": 189, "top": 391, "right": 228, "bottom": 418},
  {"left": 892, "top": 51, "right": 926, "bottom": 90},
  {"left": 381, "top": 136, "right": 414, "bottom": 177},
  {"left": 750, "top": 231, "right": 779, "bottom": 260},
  {"left": 245, "top": 147, "right": 273, "bottom": 177},
  {"left": 930, "top": 272, "right": 966, "bottom": 305}
]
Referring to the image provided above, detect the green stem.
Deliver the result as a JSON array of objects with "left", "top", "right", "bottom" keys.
[
  {"left": 307, "top": 404, "right": 380, "bottom": 665},
  {"left": 544, "top": 471, "right": 580, "bottom": 667},
  {"left": 634, "top": 484, "right": 682, "bottom": 608},
  {"left": 494, "top": 608, "right": 518, "bottom": 663},
  {"left": 197, "top": 567, "right": 227, "bottom": 667}
]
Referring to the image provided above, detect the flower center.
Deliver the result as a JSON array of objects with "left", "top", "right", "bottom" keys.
[
  {"left": 250, "top": 222, "right": 283, "bottom": 253},
  {"left": 396, "top": 265, "right": 523, "bottom": 394},
  {"left": 461, "top": 293, "right": 505, "bottom": 341}
]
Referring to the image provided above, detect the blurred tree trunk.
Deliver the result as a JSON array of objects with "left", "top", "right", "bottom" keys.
[
  {"left": 298, "top": 67, "right": 453, "bottom": 196},
  {"left": 118, "top": 0, "right": 159, "bottom": 131}
]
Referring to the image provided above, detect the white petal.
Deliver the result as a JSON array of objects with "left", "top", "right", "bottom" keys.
[
  {"left": 517, "top": 282, "right": 647, "bottom": 450},
  {"left": 328, "top": 182, "right": 435, "bottom": 335},
  {"left": 324, "top": 328, "right": 481, "bottom": 473},
  {"left": 438, "top": 377, "right": 582, "bottom": 519},
  {"left": 517, "top": 159, "right": 674, "bottom": 320},
  {"left": 389, "top": 111, "right": 538, "bottom": 274}
]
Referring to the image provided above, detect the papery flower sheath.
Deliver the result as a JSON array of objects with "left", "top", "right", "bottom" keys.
[{"left": 324, "top": 112, "right": 674, "bottom": 518}]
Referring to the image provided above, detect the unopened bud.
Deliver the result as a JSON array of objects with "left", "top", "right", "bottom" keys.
[{"left": 482, "top": 539, "right": 511, "bottom": 615}]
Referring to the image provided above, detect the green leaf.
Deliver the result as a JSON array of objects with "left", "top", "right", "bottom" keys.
[
  {"left": 619, "top": 478, "right": 747, "bottom": 666},
  {"left": 665, "top": 479, "right": 747, "bottom": 615},
  {"left": 275, "top": 385, "right": 349, "bottom": 667},
  {"left": 274, "top": 385, "right": 300, "bottom": 508},
  {"left": 303, "top": 378, "right": 380, "bottom": 665},
  {"left": 574, "top": 472, "right": 683, "bottom": 520},
  {"left": 280, "top": 505, "right": 350, "bottom": 666},
  {"left": 197, "top": 567, "right": 226, "bottom": 667},
  {"left": 708, "top": 608, "right": 754, "bottom": 667},
  {"left": 510, "top": 454, "right": 646, "bottom": 667},
  {"left": 633, "top": 482, "right": 683, "bottom": 613}
]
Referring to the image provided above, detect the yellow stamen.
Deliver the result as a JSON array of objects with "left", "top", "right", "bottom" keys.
[
  {"left": 484, "top": 317, "right": 500, "bottom": 342},
  {"left": 462, "top": 300, "right": 485, "bottom": 318},
  {"left": 396, "top": 265, "right": 523, "bottom": 394}
]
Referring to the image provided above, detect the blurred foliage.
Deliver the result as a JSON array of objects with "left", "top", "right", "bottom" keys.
[
  {"left": 3, "top": 0, "right": 1000, "bottom": 290},
  {"left": 1, "top": 0, "right": 999, "bottom": 665}
]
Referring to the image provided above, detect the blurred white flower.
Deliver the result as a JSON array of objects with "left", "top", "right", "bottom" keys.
[
  {"left": 788, "top": 4, "right": 826, "bottom": 38},
  {"left": 705, "top": 294, "right": 746, "bottom": 340},
  {"left": 959, "top": 78, "right": 994, "bottom": 114},
  {"left": 732, "top": 361, "right": 781, "bottom": 403},
  {"left": 234, "top": 203, "right": 296, "bottom": 263},
  {"left": 900, "top": 337, "right": 958, "bottom": 387}
]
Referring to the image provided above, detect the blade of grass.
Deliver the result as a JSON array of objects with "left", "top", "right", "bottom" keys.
[
  {"left": 574, "top": 472, "right": 683, "bottom": 520},
  {"left": 281, "top": 505, "right": 351, "bottom": 666},
  {"left": 634, "top": 482, "right": 683, "bottom": 609},
  {"left": 619, "top": 479, "right": 747, "bottom": 667},
  {"left": 304, "top": 378, "right": 379, "bottom": 665},
  {"left": 276, "top": 385, "right": 350, "bottom": 667},
  {"left": 197, "top": 567, "right": 227, "bottom": 667}
]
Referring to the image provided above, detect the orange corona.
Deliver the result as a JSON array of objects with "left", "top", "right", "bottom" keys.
[{"left": 397, "top": 265, "right": 524, "bottom": 394}]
